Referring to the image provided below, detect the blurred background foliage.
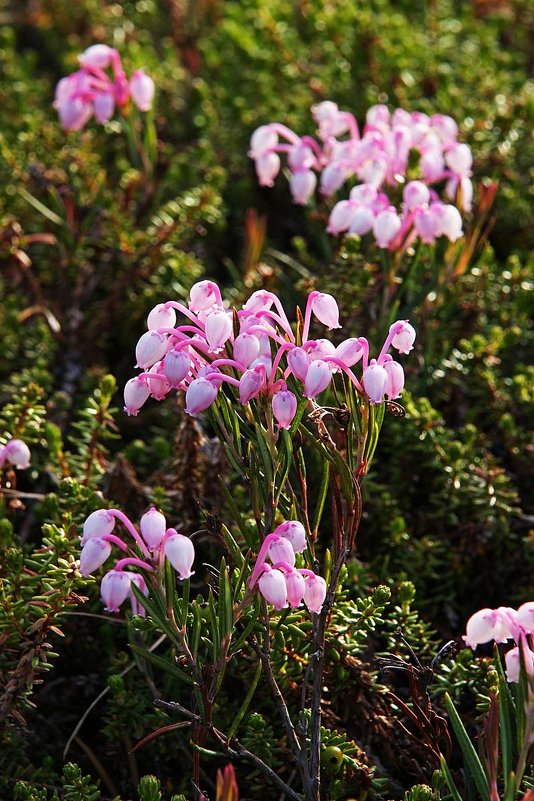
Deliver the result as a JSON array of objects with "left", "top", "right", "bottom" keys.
[{"left": 0, "top": 0, "right": 533, "bottom": 799}]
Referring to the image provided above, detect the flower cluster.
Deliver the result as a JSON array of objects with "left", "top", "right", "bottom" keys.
[
  {"left": 248, "top": 521, "right": 326, "bottom": 613},
  {"left": 80, "top": 507, "right": 194, "bottom": 614},
  {"left": 464, "top": 603, "right": 534, "bottom": 683},
  {"left": 55, "top": 44, "right": 155, "bottom": 131},
  {"left": 249, "top": 101, "right": 472, "bottom": 249},
  {"left": 0, "top": 438, "right": 31, "bottom": 470},
  {"left": 123, "top": 281, "right": 416, "bottom": 420}
]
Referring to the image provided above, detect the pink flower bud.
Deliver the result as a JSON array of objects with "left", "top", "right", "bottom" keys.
[
  {"left": 403, "top": 181, "right": 430, "bottom": 211},
  {"left": 147, "top": 364, "right": 170, "bottom": 400},
  {"left": 3, "top": 439, "right": 31, "bottom": 469},
  {"left": 147, "top": 303, "right": 177, "bottom": 331},
  {"left": 287, "top": 347, "right": 311, "bottom": 381},
  {"left": 205, "top": 308, "right": 232, "bottom": 353},
  {"left": 59, "top": 98, "right": 93, "bottom": 132},
  {"left": 140, "top": 507, "right": 167, "bottom": 549},
  {"left": 414, "top": 207, "right": 439, "bottom": 244},
  {"left": 434, "top": 203, "right": 463, "bottom": 242},
  {"left": 273, "top": 520, "right": 307, "bottom": 553},
  {"left": 306, "top": 339, "right": 336, "bottom": 362},
  {"left": 164, "top": 533, "right": 195, "bottom": 579},
  {"left": 383, "top": 360, "right": 404, "bottom": 399},
  {"left": 189, "top": 280, "right": 222, "bottom": 312},
  {"left": 288, "top": 144, "right": 315, "bottom": 172},
  {"left": 327, "top": 200, "right": 353, "bottom": 234},
  {"left": 285, "top": 569, "right": 306, "bottom": 608},
  {"left": 94, "top": 92, "right": 115, "bottom": 124},
  {"left": 311, "top": 292, "right": 341, "bottom": 330},
  {"left": 304, "top": 360, "right": 332, "bottom": 398},
  {"left": 79, "top": 44, "right": 115, "bottom": 69},
  {"left": 391, "top": 320, "right": 416, "bottom": 354},
  {"left": 242, "top": 290, "right": 274, "bottom": 313},
  {"left": 185, "top": 378, "right": 218, "bottom": 416},
  {"left": 135, "top": 331, "right": 168, "bottom": 369},
  {"left": 101, "top": 570, "right": 132, "bottom": 612},
  {"left": 272, "top": 390, "right": 297, "bottom": 430},
  {"left": 363, "top": 361, "right": 388, "bottom": 404},
  {"left": 233, "top": 333, "right": 260, "bottom": 368},
  {"left": 349, "top": 184, "right": 377, "bottom": 205},
  {"left": 124, "top": 376, "right": 150, "bottom": 416},
  {"left": 373, "top": 210, "right": 401, "bottom": 248},
  {"left": 518, "top": 602, "right": 534, "bottom": 634},
  {"left": 130, "top": 70, "right": 155, "bottom": 112},
  {"left": 290, "top": 170, "right": 317, "bottom": 205},
  {"left": 239, "top": 366, "right": 265, "bottom": 404},
  {"left": 163, "top": 349, "right": 191, "bottom": 387},
  {"left": 421, "top": 149, "right": 445, "bottom": 182},
  {"left": 258, "top": 568, "right": 287, "bottom": 609},
  {"left": 430, "top": 114, "right": 458, "bottom": 144},
  {"left": 249, "top": 125, "right": 278, "bottom": 158},
  {"left": 303, "top": 574, "right": 326, "bottom": 614},
  {"left": 445, "top": 143, "right": 472, "bottom": 176},
  {"left": 366, "top": 104, "right": 390, "bottom": 127},
  {"left": 268, "top": 536, "right": 296, "bottom": 567},
  {"left": 82, "top": 509, "right": 116, "bottom": 545},
  {"left": 464, "top": 608, "right": 514, "bottom": 648},
  {"left": 80, "top": 538, "right": 112, "bottom": 576},
  {"left": 320, "top": 163, "right": 346, "bottom": 196},
  {"left": 348, "top": 206, "right": 374, "bottom": 236},
  {"left": 256, "top": 152, "right": 281, "bottom": 187},
  {"left": 312, "top": 101, "right": 349, "bottom": 139},
  {"left": 335, "top": 338, "right": 364, "bottom": 367}
]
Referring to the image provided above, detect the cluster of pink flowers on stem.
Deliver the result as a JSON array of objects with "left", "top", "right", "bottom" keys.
[
  {"left": 123, "top": 281, "right": 416, "bottom": 421},
  {"left": 54, "top": 44, "right": 155, "bottom": 131},
  {"left": 0, "top": 438, "right": 31, "bottom": 470},
  {"left": 80, "top": 507, "right": 194, "bottom": 614},
  {"left": 250, "top": 101, "right": 472, "bottom": 249},
  {"left": 464, "top": 603, "right": 534, "bottom": 683},
  {"left": 248, "top": 520, "right": 326, "bottom": 613}
]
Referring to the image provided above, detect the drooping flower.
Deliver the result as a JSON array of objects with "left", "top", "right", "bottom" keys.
[{"left": 164, "top": 533, "right": 195, "bottom": 579}]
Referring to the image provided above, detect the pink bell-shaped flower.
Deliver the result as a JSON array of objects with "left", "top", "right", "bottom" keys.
[
  {"left": 403, "top": 181, "right": 430, "bottom": 211},
  {"left": 268, "top": 536, "right": 296, "bottom": 567},
  {"left": 130, "top": 70, "right": 155, "bottom": 112},
  {"left": 3, "top": 439, "right": 31, "bottom": 469},
  {"left": 124, "top": 376, "right": 150, "bottom": 416},
  {"left": 290, "top": 170, "right": 317, "bottom": 205},
  {"left": 383, "top": 360, "right": 405, "bottom": 399},
  {"left": 94, "top": 92, "right": 115, "bottom": 124},
  {"left": 185, "top": 378, "right": 218, "bottom": 416},
  {"left": 445, "top": 143, "right": 472, "bottom": 176},
  {"left": 249, "top": 125, "right": 278, "bottom": 158},
  {"left": 348, "top": 206, "right": 374, "bottom": 236},
  {"left": 233, "top": 333, "right": 260, "bottom": 368},
  {"left": 421, "top": 149, "right": 445, "bottom": 182},
  {"left": 327, "top": 200, "right": 354, "bottom": 235},
  {"left": 312, "top": 100, "right": 349, "bottom": 139},
  {"left": 82, "top": 509, "right": 116, "bottom": 545},
  {"left": 434, "top": 204, "right": 463, "bottom": 242},
  {"left": 321, "top": 164, "right": 347, "bottom": 197},
  {"left": 272, "top": 390, "right": 297, "bottom": 430},
  {"left": 189, "top": 280, "right": 222, "bottom": 312},
  {"left": 135, "top": 331, "right": 168, "bottom": 369},
  {"left": 504, "top": 644, "right": 534, "bottom": 683},
  {"left": 517, "top": 602, "right": 534, "bottom": 634},
  {"left": 430, "top": 113, "right": 459, "bottom": 144},
  {"left": 363, "top": 361, "right": 388, "bottom": 404},
  {"left": 164, "top": 533, "right": 195, "bottom": 579},
  {"left": 258, "top": 567, "right": 287, "bottom": 610},
  {"left": 147, "top": 303, "right": 177, "bottom": 331},
  {"left": 287, "top": 347, "right": 311, "bottom": 381},
  {"left": 256, "top": 152, "right": 281, "bottom": 187},
  {"left": 391, "top": 321, "right": 416, "bottom": 354},
  {"left": 335, "top": 338, "right": 364, "bottom": 368},
  {"left": 373, "top": 210, "right": 401, "bottom": 248},
  {"left": 239, "top": 366, "right": 265, "bottom": 404},
  {"left": 464, "top": 608, "right": 514, "bottom": 648},
  {"left": 414, "top": 207, "right": 439, "bottom": 244},
  {"left": 303, "top": 574, "right": 327, "bottom": 614},
  {"left": 79, "top": 44, "right": 115, "bottom": 69},
  {"left": 272, "top": 520, "right": 307, "bottom": 553},
  {"left": 80, "top": 538, "right": 112, "bottom": 576},
  {"left": 140, "top": 508, "right": 167, "bottom": 549},
  {"left": 163, "top": 349, "right": 190, "bottom": 388},
  {"left": 285, "top": 569, "right": 306, "bottom": 608},
  {"left": 205, "top": 308, "right": 232, "bottom": 353},
  {"left": 147, "top": 364, "right": 171, "bottom": 401},
  {"left": 311, "top": 292, "right": 341, "bottom": 330},
  {"left": 304, "top": 360, "right": 332, "bottom": 399},
  {"left": 59, "top": 97, "right": 93, "bottom": 132},
  {"left": 101, "top": 570, "right": 132, "bottom": 613}
]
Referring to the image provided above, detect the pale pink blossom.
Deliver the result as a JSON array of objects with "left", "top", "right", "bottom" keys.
[{"left": 164, "top": 533, "right": 195, "bottom": 579}]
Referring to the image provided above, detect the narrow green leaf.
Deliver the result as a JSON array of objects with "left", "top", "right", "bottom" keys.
[
  {"left": 129, "top": 643, "right": 193, "bottom": 685},
  {"left": 445, "top": 693, "right": 491, "bottom": 801},
  {"left": 227, "top": 658, "right": 262, "bottom": 740},
  {"left": 439, "top": 754, "right": 464, "bottom": 801}
]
